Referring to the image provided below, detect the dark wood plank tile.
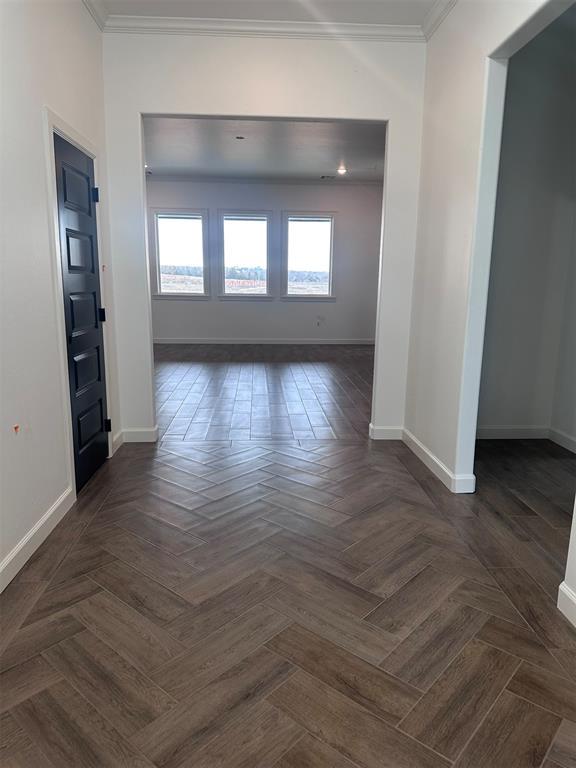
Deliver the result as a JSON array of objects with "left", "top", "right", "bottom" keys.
[
  {"left": 0, "top": 613, "right": 84, "bottom": 672},
  {"left": 151, "top": 603, "right": 290, "bottom": 699},
  {"left": 380, "top": 599, "right": 487, "bottom": 689},
  {"left": 190, "top": 699, "right": 302, "bottom": 768},
  {"left": 264, "top": 490, "right": 348, "bottom": 526},
  {"left": 265, "top": 554, "right": 381, "bottom": 617},
  {"left": 89, "top": 560, "right": 190, "bottom": 626},
  {"left": 490, "top": 567, "right": 576, "bottom": 649},
  {"left": 399, "top": 639, "right": 521, "bottom": 760},
  {"left": 179, "top": 543, "right": 280, "bottom": 604},
  {"left": 451, "top": 578, "right": 528, "bottom": 627},
  {"left": 270, "top": 669, "right": 451, "bottom": 768},
  {"left": 100, "top": 530, "right": 199, "bottom": 590},
  {"left": 268, "top": 529, "right": 363, "bottom": 580},
  {"left": 51, "top": 544, "right": 116, "bottom": 586},
  {"left": 342, "top": 517, "right": 425, "bottom": 568},
  {"left": 167, "top": 570, "right": 283, "bottom": 645},
  {"left": 0, "top": 582, "right": 47, "bottom": 656},
  {"left": 507, "top": 663, "right": 576, "bottom": 721},
  {"left": 366, "top": 566, "right": 462, "bottom": 637},
  {"left": 430, "top": 549, "right": 496, "bottom": 586},
  {"left": 43, "top": 630, "right": 175, "bottom": 738},
  {"left": 181, "top": 518, "right": 279, "bottom": 569},
  {"left": 267, "top": 623, "right": 419, "bottom": 723},
  {"left": 11, "top": 680, "right": 154, "bottom": 767},
  {"left": 0, "top": 656, "right": 61, "bottom": 713},
  {"left": 453, "top": 690, "right": 560, "bottom": 768},
  {"left": 0, "top": 711, "right": 53, "bottom": 768},
  {"left": 262, "top": 477, "right": 342, "bottom": 507},
  {"left": 188, "top": 499, "right": 276, "bottom": 539},
  {"left": 201, "top": 469, "right": 274, "bottom": 500},
  {"left": 276, "top": 734, "right": 361, "bottom": 768},
  {"left": 72, "top": 591, "right": 186, "bottom": 674},
  {"left": 22, "top": 577, "right": 101, "bottom": 628},
  {"left": 124, "top": 494, "right": 204, "bottom": 530},
  {"left": 190, "top": 485, "right": 273, "bottom": 520},
  {"left": 548, "top": 719, "right": 576, "bottom": 767},
  {"left": 115, "top": 513, "right": 204, "bottom": 556},
  {"left": 355, "top": 538, "right": 440, "bottom": 599},
  {"left": 132, "top": 647, "right": 294, "bottom": 768},
  {"left": 262, "top": 505, "right": 356, "bottom": 548},
  {"left": 477, "top": 615, "right": 568, "bottom": 676}
]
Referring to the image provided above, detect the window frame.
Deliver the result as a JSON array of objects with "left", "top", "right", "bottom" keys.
[
  {"left": 151, "top": 208, "right": 211, "bottom": 300},
  {"left": 281, "top": 211, "right": 336, "bottom": 301},
  {"left": 217, "top": 210, "right": 274, "bottom": 300}
]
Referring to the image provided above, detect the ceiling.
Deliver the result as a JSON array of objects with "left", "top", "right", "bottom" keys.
[
  {"left": 142, "top": 117, "right": 386, "bottom": 182},
  {"left": 99, "top": 1, "right": 437, "bottom": 27}
]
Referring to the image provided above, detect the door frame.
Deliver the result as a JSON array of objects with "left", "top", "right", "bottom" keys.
[
  {"left": 43, "top": 108, "right": 114, "bottom": 497},
  {"left": 454, "top": 1, "right": 574, "bottom": 483}
]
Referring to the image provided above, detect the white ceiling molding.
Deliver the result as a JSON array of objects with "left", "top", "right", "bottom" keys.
[
  {"left": 82, "top": 0, "right": 107, "bottom": 30},
  {"left": 102, "top": 16, "right": 426, "bottom": 42},
  {"left": 81, "top": 0, "right": 458, "bottom": 41},
  {"left": 421, "top": 0, "right": 458, "bottom": 40}
]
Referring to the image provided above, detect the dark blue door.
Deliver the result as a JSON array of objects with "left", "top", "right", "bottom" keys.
[{"left": 54, "top": 134, "right": 108, "bottom": 491}]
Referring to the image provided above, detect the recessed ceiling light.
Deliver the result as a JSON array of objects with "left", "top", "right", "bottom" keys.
[
  {"left": 337, "top": 165, "right": 347, "bottom": 175},
  {"left": 144, "top": 164, "right": 148, "bottom": 168}
]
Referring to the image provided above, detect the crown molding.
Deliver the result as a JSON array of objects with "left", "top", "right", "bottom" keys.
[
  {"left": 82, "top": 0, "right": 107, "bottom": 30},
  {"left": 102, "top": 16, "right": 426, "bottom": 42},
  {"left": 421, "top": 0, "right": 458, "bottom": 39}
]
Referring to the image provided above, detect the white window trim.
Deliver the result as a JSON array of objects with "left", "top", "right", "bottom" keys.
[
  {"left": 150, "top": 208, "right": 211, "bottom": 299},
  {"left": 281, "top": 211, "right": 336, "bottom": 301},
  {"left": 217, "top": 209, "right": 274, "bottom": 299}
]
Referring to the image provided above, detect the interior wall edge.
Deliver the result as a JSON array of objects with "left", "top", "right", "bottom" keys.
[{"left": 0, "top": 486, "right": 75, "bottom": 593}]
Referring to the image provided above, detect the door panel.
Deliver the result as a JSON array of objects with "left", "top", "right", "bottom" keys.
[{"left": 54, "top": 134, "right": 108, "bottom": 491}]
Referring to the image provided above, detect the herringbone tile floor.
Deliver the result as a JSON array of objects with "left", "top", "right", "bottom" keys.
[{"left": 1, "top": 346, "right": 576, "bottom": 767}]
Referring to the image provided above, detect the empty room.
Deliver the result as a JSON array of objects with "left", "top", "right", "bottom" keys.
[{"left": 1, "top": 1, "right": 576, "bottom": 767}]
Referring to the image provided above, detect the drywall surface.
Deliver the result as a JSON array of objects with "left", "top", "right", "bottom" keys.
[
  {"left": 103, "top": 33, "right": 426, "bottom": 437},
  {"left": 404, "top": 0, "right": 564, "bottom": 479},
  {"left": 146, "top": 179, "right": 383, "bottom": 343},
  {"left": 478, "top": 6, "right": 576, "bottom": 447},
  {"left": 0, "top": 0, "right": 119, "bottom": 588}
]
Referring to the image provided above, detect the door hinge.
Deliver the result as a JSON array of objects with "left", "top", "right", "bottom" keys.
[
  {"left": 98, "top": 307, "right": 106, "bottom": 322},
  {"left": 104, "top": 419, "right": 112, "bottom": 433},
  {"left": 92, "top": 187, "right": 100, "bottom": 202}
]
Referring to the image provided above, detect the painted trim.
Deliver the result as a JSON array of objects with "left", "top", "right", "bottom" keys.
[
  {"left": 549, "top": 428, "right": 576, "bottom": 454},
  {"left": 122, "top": 426, "right": 159, "bottom": 443},
  {"left": 476, "top": 426, "right": 550, "bottom": 440},
  {"left": 369, "top": 424, "right": 403, "bottom": 440},
  {"left": 476, "top": 426, "right": 576, "bottom": 454},
  {"left": 102, "top": 16, "right": 426, "bottom": 41},
  {"left": 558, "top": 581, "right": 576, "bottom": 628},
  {"left": 0, "top": 487, "right": 75, "bottom": 592},
  {"left": 403, "top": 429, "right": 476, "bottom": 493},
  {"left": 82, "top": 0, "right": 107, "bottom": 29},
  {"left": 111, "top": 430, "right": 125, "bottom": 455},
  {"left": 421, "top": 0, "right": 458, "bottom": 39},
  {"left": 153, "top": 338, "right": 375, "bottom": 345}
]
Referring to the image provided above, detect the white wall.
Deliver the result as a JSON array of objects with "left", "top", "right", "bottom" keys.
[
  {"left": 403, "top": 0, "right": 571, "bottom": 490},
  {"left": 0, "top": 0, "right": 120, "bottom": 589},
  {"left": 146, "top": 179, "right": 383, "bottom": 344},
  {"left": 477, "top": 6, "right": 576, "bottom": 449},
  {"left": 103, "top": 33, "right": 426, "bottom": 440}
]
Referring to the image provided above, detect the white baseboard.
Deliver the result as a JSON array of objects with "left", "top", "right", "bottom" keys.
[
  {"left": 154, "top": 338, "right": 374, "bottom": 345},
  {"left": 110, "top": 430, "right": 124, "bottom": 455},
  {"left": 122, "top": 426, "right": 159, "bottom": 443},
  {"left": 477, "top": 425, "right": 576, "bottom": 454},
  {"left": 402, "top": 428, "right": 476, "bottom": 493},
  {"left": 558, "top": 581, "right": 576, "bottom": 628},
  {"left": 549, "top": 428, "right": 576, "bottom": 454},
  {"left": 476, "top": 425, "right": 550, "bottom": 439},
  {"left": 0, "top": 486, "right": 75, "bottom": 592},
  {"left": 368, "top": 423, "right": 404, "bottom": 440}
]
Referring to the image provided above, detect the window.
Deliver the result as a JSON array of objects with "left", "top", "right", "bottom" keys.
[
  {"left": 286, "top": 216, "right": 333, "bottom": 296},
  {"left": 222, "top": 215, "right": 268, "bottom": 295},
  {"left": 156, "top": 214, "right": 206, "bottom": 294}
]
